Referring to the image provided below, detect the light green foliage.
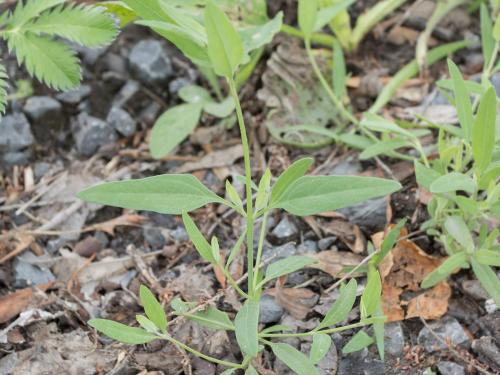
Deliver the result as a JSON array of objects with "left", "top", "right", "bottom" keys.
[
  {"left": 261, "top": 256, "right": 316, "bottom": 285},
  {"left": 183, "top": 212, "right": 217, "bottom": 263},
  {"left": 298, "top": 0, "right": 318, "bottom": 38},
  {"left": 342, "top": 331, "right": 374, "bottom": 354},
  {"left": 89, "top": 318, "right": 157, "bottom": 344},
  {"left": 270, "top": 342, "right": 320, "bottom": 375},
  {"left": 310, "top": 334, "right": 332, "bottom": 364},
  {"left": 235, "top": 300, "right": 260, "bottom": 357},
  {"left": 0, "top": 0, "right": 117, "bottom": 111},
  {"left": 139, "top": 285, "right": 167, "bottom": 332},
  {"left": 317, "top": 278, "right": 357, "bottom": 329}
]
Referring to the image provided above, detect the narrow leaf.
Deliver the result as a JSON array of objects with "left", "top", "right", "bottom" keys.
[
  {"left": 359, "top": 139, "right": 412, "bottom": 160},
  {"left": 332, "top": 38, "right": 347, "bottom": 100},
  {"left": 471, "top": 258, "right": 500, "bottom": 306},
  {"left": 472, "top": 87, "right": 496, "bottom": 174},
  {"left": 474, "top": 249, "right": 500, "bottom": 267},
  {"left": 480, "top": 4, "right": 494, "bottom": 67},
  {"left": 429, "top": 172, "right": 476, "bottom": 194},
  {"left": 448, "top": 59, "right": 473, "bottom": 141},
  {"left": 89, "top": 319, "right": 157, "bottom": 344},
  {"left": 136, "top": 315, "right": 158, "bottom": 333},
  {"left": 271, "top": 157, "right": 314, "bottom": 206},
  {"left": 185, "top": 306, "right": 234, "bottom": 331},
  {"left": 360, "top": 266, "right": 381, "bottom": 318},
  {"left": 342, "top": 331, "right": 374, "bottom": 354},
  {"left": 310, "top": 334, "right": 332, "bottom": 364},
  {"left": 421, "top": 252, "right": 468, "bottom": 288},
  {"left": 270, "top": 342, "right": 320, "bottom": 375},
  {"left": 235, "top": 300, "right": 259, "bottom": 357},
  {"left": 263, "top": 256, "right": 316, "bottom": 283},
  {"left": 444, "top": 216, "right": 474, "bottom": 250},
  {"left": 298, "top": 0, "right": 318, "bottom": 37},
  {"left": 318, "top": 278, "right": 357, "bottom": 329},
  {"left": 182, "top": 212, "right": 216, "bottom": 263},
  {"left": 373, "top": 219, "right": 406, "bottom": 265},
  {"left": 361, "top": 113, "right": 414, "bottom": 138},
  {"left": 139, "top": 285, "right": 167, "bottom": 332},
  {"left": 414, "top": 161, "right": 441, "bottom": 190}
]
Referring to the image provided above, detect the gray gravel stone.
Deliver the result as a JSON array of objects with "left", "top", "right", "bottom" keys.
[
  {"left": 56, "top": 85, "right": 91, "bottom": 104},
  {"left": 417, "top": 317, "right": 470, "bottom": 352},
  {"left": 437, "top": 361, "right": 465, "bottom": 375},
  {"left": 106, "top": 106, "right": 136, "bottom": 137},
  {"left": 337, "top": 348, "right": 384, "bottom": 375},
  {"left": 297, "top": 240, "right": 318, "bottom": 254},
  {"left": 0, "top": 113, "right": 34, "bottom": 152},
  {"left": 262, "top": 243, "right": 297, "bottom": 264},
  {"left": 259, "top": 295, "right": 284, "bottom": 323},
  {"left": 72, "top": 113, "right": 118, "bottom": 156},
  {"left": 129, "top": 40, "right": 173, "bottom": 85},
  {"left": 1, "top": 150, "right": 31, "bottom": 166},
  {"left": 384, "top": 322, "right": 405, "bottom": 356},
  {"left": 13, "top": 251, "right": 55, "bottom": 288},
  {"left": 472, "top": 336, "right": 500, "bottom": 371},
  {"left": 318, "top": 236, "right": 337, "bottom": 250},
  {"left": 23, "top": 96, "right": 62, "bottom": 127},
  {"left": 271, "top": 216, "right": 299, "bottom": 243},
  {"left": 113, "top": 80, "right": 142, "bottom": 108},
  {"left": 171, "top": 226, "right": 189, "bottom": 242},
  {"left": 338, "top": 197, "right": 387, "bottom": 232},
  {"left": 143, "top": 227, "right": 166, "bottom": 249},
  {"left": 169, "top": 77, "right": 193, "bottom": 95}
]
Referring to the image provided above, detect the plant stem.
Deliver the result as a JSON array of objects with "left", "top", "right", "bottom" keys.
[
  {"left": 281, "top": 24, "right": 336, "bottom": 47},
  {"left": 228, "top": 78, "right": 255, "bottom": 297},
  {"left": 220, "top": 266, "right": 248, "bottom": 298},
  {"left": 252, "top": 212, "right": 269, "bottom": 292},
  {"left": 160, "top": 334, "right": 243, "bottom": 369}
]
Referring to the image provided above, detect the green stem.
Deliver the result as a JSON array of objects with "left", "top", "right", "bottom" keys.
[
  {"left": 228, "top": 78, "right": 255, "bottom": 297},
  {"left": 281, "top": 24, "right": 336, "bottom": 47},
  {"left": 160, "top": 334, "right": 243, "bottom": 369},
  {"left": 221, "top": 266, "right": 248, "bottom": 298},
  {"left": 252, "top": 212, "right": 269, "bottom": 292},
  {"left": 260, "top": 319, "right": 381, "bottom": 338}
]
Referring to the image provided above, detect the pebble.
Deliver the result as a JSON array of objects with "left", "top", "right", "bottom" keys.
[
  {"left": 271, "top": 216, "right": 299, "bottom": 243},
  {"left": 318, "top": 236, "right": 337, "bottom": 251},
  {"left": 23, "top": 96, "right": 63, "bottom": 128},
  {"left": 417, "top": 317, "right": 470, "bottom": 352},
  {"left": 33, "top": 162, "right": 51, "bottom": 180},
  {"left": 297, "top": 240, "right": 318, "bottom": 254},
  {"left": 56, "top": 85, "right": 91, "bottom": 105},
  {"left": 262, "top": 242, "right": 298, "bottom": 264},
  {"left": 13, "top": 251, "right": 55, "bottom": 288},
  {"left": 128, "top": 39, "right": 173, "bottom": 85},
  {"left": 170, "top": 226, "right": 189, "bottom": 242},
  {"left": 1, "top": 150, "right": 31, "bottom": 166},
  {"left": 106, "top": 106, "right": 136, "bottom": 137},
  {"left": 259, "top": 295, "right": 284, "bottom": 323},
  {"left": 71, "top": 113, "right": 118, "bottom": 156},
  {"left": 337, "top": 348, "right": 385, "bottom": 375},
  {"left": 0, "top": 113, "right": 34, "bottom": 153},
  {"left": 74, "top": 236, "right": 103, "bottom": 258},
  {"left": 143, "top": 227, "right": 166, "bottom": 249},
  {"left": 437, "top": 361, "right": 465, "bottom": 375},
  {"left": 384, "top": 322, "right": 405, "bottom": 356},
  {"left": 113, "top": 80, "right": 142, "bottom": 108},
  {"left": 471, "top": 336, "right": 500, "bottom": 371},
  {"left": 337, "top": 197, "right": 387, "bottom": 232}
]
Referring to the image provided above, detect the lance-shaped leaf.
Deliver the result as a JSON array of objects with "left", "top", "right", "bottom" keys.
[
  {"left": 182, "top": 212, "right": 216, "bottom": 264},
  {"left": 474, "top": 249, "right": 500, "bottom": 267},
  {"left": 421, "top": 252, "right": 468, "bottom": 288},
  {"left": 271, "top": 157, "right": 314, "bottom": 206},
  {"left": 78, "top": 174, "right": 225, "bottom": 214},
  {"left": 448, "top": 59, "right": 473, "bottom": 141},
  {"left": 139, "top": 285, "right": 167, "bottom": 332},
  {"left": 235, "top": 299, "right": 259, "bottom": 357},
  {"left": 444, "top": 216, "right": 474, "bottom": 250},
  {"left": 472, "top": 87, "right": 496, "bottom": 174},
  {"left": 471, "top": 258, "right": 500, "bottom": 306},
  {"left": 318, "top": 278, "right": 357, "bottom": 329},
  {"left": 204, "top": 2, "right": 243, "bottom": 77},
  {"left": 298, "top": 0, "right": 318, "bottom": 38},
  {"left": 342, "top": 331, "right": 374, "bottom": 354},
  {"left": 310, "top": 334, "right": 332, "bottom": 364},
  {"left": 272, "top": 175, "right": 401, "bottom": 216},
  {"left": 184, "top": 306, "right": 234, "bottom": 331},
  {"left": 360, "top": 265, "right": 381, "bottom": 318},
  {"left": 89, "top": 319, "right": 157, "bottom": 344},
  {"left": 262, "top": 256, "right": 316, "bottom": 284},
  {"left": 429, "top": 172, "right": 476, "bottom": 194},
  {"left": 270, "top": 342, "right": 320, "bottom": 375},
  {"left": 414, "top": 161, "right": 441, "bottom": 190}
]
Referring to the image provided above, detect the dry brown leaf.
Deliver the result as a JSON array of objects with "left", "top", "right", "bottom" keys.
[
  {"left": 323, "top": 218, "right": 366, "bottom": 253},
  {"left": 309, "top": 250, "right": 364, "bottom": 277},
  {"left": 86, "top": 213, "right": 147, "bottom": 236},
  {"left": 406, "top": 282, "right": 451, "bottom": 319},
  {"left": 0, "top": 283, "right": 53, "bottom": 323},
  {"left": 270, "top": 286, "right": 318, "bottom": 320}
]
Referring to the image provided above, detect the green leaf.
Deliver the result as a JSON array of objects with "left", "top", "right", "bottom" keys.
[
  {"left": 139, "top": 285, "right": 167, "bottom": 332},
  {"left": 359, "top": 139, "right": 412, "bottom": 160},
  {"left": 318, "top": 278, "right": 357, "bottom": 329},
  {"left": 263, "top": 256, "right": 316, "bottom": 284},
  {"left": 270, "top": 342, "right": 320, "bottom": 375},
  {"left": 185, "top": 306, "right": 234, "bottom": 331},
  {"left": 342, "top": 331, "right": 374, "bottom": 354},
  {"left": 159, "top": 3, "right": 207, "bottom": 44},
  {"left": 204, "top": 1, "right": 244, "bottom": 77},
  {"left": 372, "top": 303, "right": 385, "bottom": 360},
  {"left": 136, "top": 315, "right": 158, "bottom": 333},
  {"left": 204, "top": 97, "right": 235, "bottom": 118},
  {"left": 88, "top": 319, "right": 157, "bottom": 344},
  {"left": 261, "top": 325, "right": 294, "bottom": 334},
  {"left": 444, "top": 216, "right": 474, "bottom": 250},
  {"left": 471, "top": 258, "right": 500, "bottom": 306},
  {"left": 255, "top": 168, "right": 271, "bottom": 211},
  {"left": 480, "top": 4, "right": 494, "bottom": 68},
  {"left": 310, "top": 334, "right": 332, "bottom": 364},
  {"left": 170, "top": 297, "right": 191, "bottom": 313},
  {"left": 225, "top": 231, "right": 246, "bottom": 268},
  {"left": 24, "top": 4, "right": 118, "bottom": 47},
  {"left": 225, "top": 180, "right": 244, "bottom": 210},
  {"left": 272, "top": 175, "right": 401, "bottom": 216},
  {"left": 121, "top": 0, "right": 170, "bottom": 21},
  {"left": 332, "top": 38, "right": 347, "bottom": 100},
  {"left": 429, "top": 172, "right": 476, "bottom": 194},
  {"left": 6, "top": 0, "right": 66, "bottom": 28},
  {"left": 78, "top": 174, "right": 224, "bottom": 214},
  {"left": 0, "top": 63, "right": 8, "bottom": 114},
  {"left": 474, "top": 249, "right": 500, "bottom": 267},
  {"left": 494, "top": 12, "right": 500, "bottom": 41},
  {"left": 373, "top": 219, "right": 406, "bottom": 265},
  {"left": 235, "top": 299, "right": 259, "bottom": 357},
  {"left": 101, "top": 1, "right": 138, "bottom": 27},
  {"left": 360, "top": 113, "right": 414, "bottom": 138},
  {"left": 149, "top": 103, "right": 203, "bottom": 158},
  {"left": 244, "top": 366, "right": 258, "bottom": 375},
  {"left": 182, "top": 212, "right": 216, "bottom": 263},
  {"left": 271, "top": 157, "right": 314, "bottom": 206},
  {"left": 472, "top": 87, "right": 496, "bottom": 174},
  {"left": 315, "top": 0, "right": 355, "bottom": 31},
  {"left": 298, "top": 0, "right": 318, "bottom": 38},
  {"left": 421, "top": 252, "right": 468, "bottom": 288},
  {"left": 436, "top": 79, "right": 485, "bottom": 96},
  {"left": 414, "top": 161, "right": 441, "bottom": 190},
  {"left": 239, "top": 12, "right": 283, "bottom": 55},
  {"left": 448, "top": 59, "right": 473, "bottom": 141},
  {"left": 178, "top": 85, "right": 212, "bottom": 104},
  {"left": 360, "top": 266, "right": 381, "bottom": 318},
  {"left": 6, "top": 33, "right": 80, "bottom": 91},
  {"left": 211, "top": 236, "right": 221, "bottom": 264}
]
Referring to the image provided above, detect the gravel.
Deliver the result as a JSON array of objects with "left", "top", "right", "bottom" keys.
[
  {"left": 23, "top": 96, "right": 63, "bottom": 129},
  {"left": 128, "top": 39, "right": 173, "bottom": 85},
  {"left": 56, "top": 85, "right": 92, "bottom": 105},
  {"left": 471, "top": 336, "right": 500, "bottom": 371},
  {"left": 417, "top": 317, "right": 470, "bottom": 352},
  {"left": 13, "top": 251, "right": 56, "bottom": 288},
  {"left": 0, "top": 113, "right": 34, "bottom": 153},
  {"left": 72, "top": 113, "right": 118, "bottom": 156},
  {"left": 271, "top": 216, "right": 299, "bottom": 243},
  {"left": 106, "top": 106, "right": 136, "bottom": 137},
  {"left": 384, "top": 322, "right": 405, "bottom": 356},
  {"left": 436, "top": 361, "right": 465, "bottom": 375},
  {"left": 259, "top": 295, "right": 284, "bottom": 323}
]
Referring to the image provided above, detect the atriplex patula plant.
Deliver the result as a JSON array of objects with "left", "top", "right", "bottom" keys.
[
  {"left": 79, "top": 2, "right": 402, "bottom": 373},
  {"left": 0, "top": 0, "right": 117, "bottom": 113}
]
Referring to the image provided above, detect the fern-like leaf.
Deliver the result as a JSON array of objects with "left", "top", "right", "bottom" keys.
[
  {"left": 6, "top": 0, "right": 66, "bottom": 28},
  {"left": 6, "top": 32, "right": 81, "bottom": 90},
  {"left": 0, "top": 63, "right": 9, "bottom": 114},
  {"left": 24, "top": 4, "right": 118, "bottom": 47}
]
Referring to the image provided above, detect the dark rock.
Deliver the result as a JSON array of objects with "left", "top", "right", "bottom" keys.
[
  {"left": 102, "top": 52, "right": 127, "bottom": 75},
  {"left": 56, "top": 85, "right": 91, "bottom": 105},
  {"left": 128, "top": 40, "right": 173, "bottom": 85},
  {"left": 0, "top": 113, "right": 34, "bottom": 152},
  {"left": 301, "top": 340, "right": 338, "bottom": 375},
  {"left": 13, "top": 251, "right": 55, "bottom": 288},
  {"left": 169, "top": 77, "right": 193, "bottom": 95},
  {"left": 338, "top": 197, "right": 387, "bottom": 232},
  {"left": 262, "top": 243, "right": 297, "bottom": 264},
  {"left": 106, "top": 107, "right": 136, "bottom": 137},
  {"left": 23, "top": 96, "right": 63, "bottom": 130},
  {"left": 137, "top": 101, "right": 162, "bottom": 125},
  {"left": 33, "top": 162, "right": 51, "bottom": 180},
  {"left": 72, "top": 113, "right": 118, "bottom": 156},
  {"left": 478, "top": 311, "right": 500, "bottom": 342},
  {"left": 297, "top": 240, "right": 318, "bottom": 254},
  {"left": 1, "top": 150, "right": 31, "bottom": 166},
  {"left": 112, "top": 80, "right": 142, "bottom": 109},
  {"left": 471, "top": 336, "right": 500, "bottom": 371},
  {"left": 271, "top": 216, "right": 299, "bottom": 243},
  {"left": 146, "top": 212, "right": 177, "bottom": 229},
  {"left": 94, "top": 231, "right": 109, "bottom": 248},
  {"left": 384, "top": 322, "right": 405, "bottom": 356},
  {"left": 417, "top": 317, "right": 470, "bottom": 353},
  {"left": 259, "top": 295, "right": 284, "bottom": 323},
  {"left": 143, "top": 227, "right": 166, "bottom": 249},
  {"left": 437, "top": 361, "right": 465, "bottom": 375},
  {"left": 318, "top": 236, "right": 337, "bottom": 251},
  {"left": 170, "top": 227, "right": 188, "bottom": 242},
  {"left": 337, "top": 348, "right": 385, "bottom": 375},
  {"left": 74, "top": 236, "right": 103, "bottom": 257}
]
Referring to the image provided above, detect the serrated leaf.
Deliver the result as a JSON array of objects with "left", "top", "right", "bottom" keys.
[
  {"left": 448, "top": 59, "right": 473, "bottom": 141},
  {"left": 271, "top": 157, "right": 314, "bottom": 206},
  {"left": 310, "top": 334, "right": 332, "bottom": 364},
  {"left": 272, "top": 175, "right": 401, "bottom": 216},
  {"left": 429, "top": 172, "right": 476, "bottom": 194},
  {"left": 472, "top": 87, "right": 496, "bottom": 174},
  {"left": 101, "top": 1, "right": 137, "bottom": 27},
  {"left": 342, "top": 331, "right": 374, "bottom": 354},
  {"left": 474, "top": 249, "right": 500, "bottom": 267},
  {"left": 24, "top": 4, "right": 118, "bottom": 47},
  {"left": 182, "top": 212, "right": 216, "bottom": 263},
  {"left": 89, "top": 319, "right": 157, "bottom": 344},
  {"left": 150, "top": 103, "right": 203, "bottom": 158},
  {"left": 139, "top": 285, "right": 167, "bottom": 332},
  {"left": 185, "top": 306, "right": 234, "bottom": 331},
  {"left": 6, "top": 0, "right": 66, "bottom": 28},
  {"left": 471, "top": 258, "right": 500, "bottom": 306},
  {"left": 78, "top": 174, "right": 224, "bottom": 214},
  {"left": 235, "top": 299, "right": 259, "bottom": 357},
  {"left": 7, "top": 33, "right": 80, "bottom": 91},
  {"left": 204, "top": 2, "right": 243, "bottom": 77},
  {"left": 298, "top": 0, "right": 318, "bottom": 38},
  {"left": 136, "top": 315, "right": 158, "bottom": 333},
  {"left": 414, "top": 161, "right": 441, "bottom": 190},
  {"left": 360, "top": 266, "right": 381, "bottom": 318},
  {"left": 263, "top": 256, "right": 316, "bottom": 284},
  {"left": 318, "top": 278, "right": 357, "bottom": 329},
  {"left": 444, "top": 216, "right": 474, "bottom": 250},
  {"left": 270, "top": 342, "right": 320, "bottom": 375},
  {"left": 421, "top": 252, "right": 468, "bottom": 288}
]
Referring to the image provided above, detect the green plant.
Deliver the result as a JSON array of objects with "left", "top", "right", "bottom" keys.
[
  {"left": 79, "top": 2, "right": 402, "bottom": 372},
  {"left": 0, "top": 0, "right": 118, "bottom": 113}
]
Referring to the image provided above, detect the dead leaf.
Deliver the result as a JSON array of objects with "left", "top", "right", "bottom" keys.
[
  {"left": 308, "top": 250, "right": 364, "bottom": 277},
  {"left": 406, "top": 282, "right": 451, "bottom": 319},
  {"left": 323, "top": 218, "right": 366, "bottom": 253},
  {"left": 0, "top": 283, "right": 53, "bottom": 323},
  {"left": 175, "top": 145, "right": 243, "bottom": 173},
  {"left": 270, "top": 286, "right": 318, "bottom": 320},
  {"left": 85, "top": 213, "right": 147, "bottom": 236}
]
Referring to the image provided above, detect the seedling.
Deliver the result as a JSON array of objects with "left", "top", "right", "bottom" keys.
[
  {"left": 0, "top": 0, "right": 117, "bottom": 113},
  {"left": 79, "top": 2, "right": 402, "bottom": 372}
]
